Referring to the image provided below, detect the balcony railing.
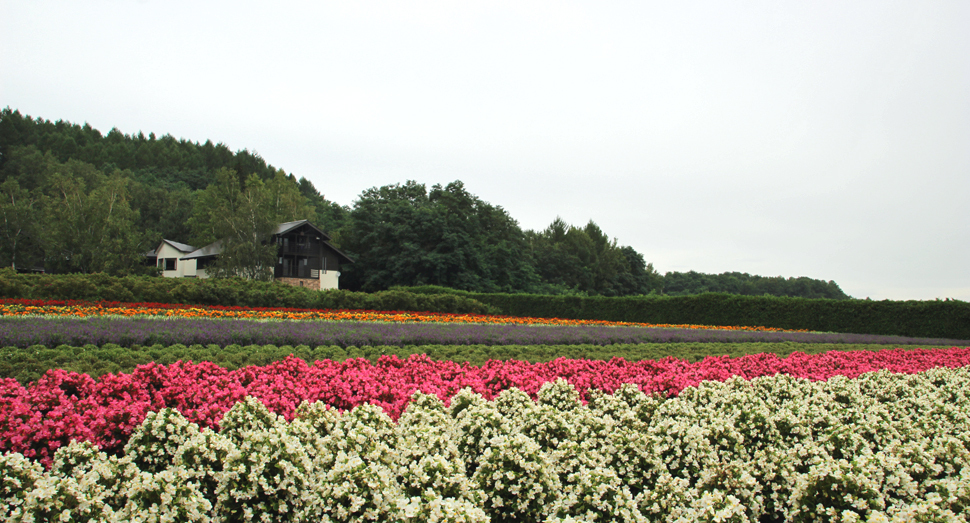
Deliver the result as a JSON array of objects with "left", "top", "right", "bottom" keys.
[{"left": 279, "top": 243, "right": 315, "bottom": 255}]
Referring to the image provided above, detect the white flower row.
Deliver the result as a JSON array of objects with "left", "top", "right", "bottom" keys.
[{"left": 2, "top": 367, "right": 969, "bottom": 522}]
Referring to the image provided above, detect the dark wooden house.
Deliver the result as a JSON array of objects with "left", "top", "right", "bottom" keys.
[{"left": 170, "top": 220, "right": 353, "bottom": 289}]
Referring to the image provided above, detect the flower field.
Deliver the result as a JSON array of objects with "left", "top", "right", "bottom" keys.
[
  {"left": 0, "top": 298, "right": 798, "bottom": 331},
  {"left": 2, "top": 299, "right": 970, "bottom": 522},
  {"left": 7, "top": 316, "right": 969, "bottom": 350}
]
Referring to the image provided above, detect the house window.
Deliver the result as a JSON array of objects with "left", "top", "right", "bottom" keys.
[{"left": 165, "top": 258, "right": 177, "bottom": 271}]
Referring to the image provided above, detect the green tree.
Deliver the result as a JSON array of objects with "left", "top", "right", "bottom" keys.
[
  {"left": 265, "top": 169, "right": 315, "bottom": 223},
  {"left": 130, "top": 181, "right": 195, "bottom": 249},
  {"left": 526, "top": 218, "right": 660, "bottom": 296},
  {"left": 526, "top": 218, "right": 587, "bottom": 294},
  {"left": 0, "top": 146, "right": 57, "bottom": 191},
  {"left": 207, "top": 173, "right": 278, "bottom": 280},
  {"left": 340, "top": 180, "right": 538, "bottom": 292},
  {"left": 612, "top": 246, "right": 663, "bottom": 295},
  {"left": 188, "top": 168, "right": 313, "bottom": 280},
  {"left": 0, "top": 179, "right": 41, "bottom": 270},
  {"left": 298, "top": 176, "right": 349, "bottom": 235},
  {"left": 659, "top": 271, "right": 851, "bottom": 299},
  {"left": 187, "top": 167, "right": 245, "bottom": 247},
  {"left": 43, "top": 165, "right": 144, "bottom": 275}
]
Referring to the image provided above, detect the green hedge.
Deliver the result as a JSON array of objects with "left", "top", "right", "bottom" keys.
[
  {"left": 4, "top": 272, "right": 968, "bottom": 339},
  {"left": 0, "top": 271, "right": 496, "bottom": 314},
  {"left": 464, "top": 292, "right": 970, "bottom": 339},
  {"left": 0, "top": 342, "right": 930, "bottom": 384}
]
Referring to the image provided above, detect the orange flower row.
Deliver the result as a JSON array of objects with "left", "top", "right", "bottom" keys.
[{"left": 0, "top": 299, "right": 804, "bottom": 333}]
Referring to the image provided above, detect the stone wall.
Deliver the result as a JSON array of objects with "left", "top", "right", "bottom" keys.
[{"left": 276, "top": 276, "right": 321, "bottom": 290}]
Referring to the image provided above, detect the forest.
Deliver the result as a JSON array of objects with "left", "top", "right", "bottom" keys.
[{"left": 0, "top": 108, "right": 850, "bottom": 299}]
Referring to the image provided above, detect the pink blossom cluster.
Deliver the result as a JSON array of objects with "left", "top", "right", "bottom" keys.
[{"left": 2, "top": 347, "right": 968, "bottom": 465}]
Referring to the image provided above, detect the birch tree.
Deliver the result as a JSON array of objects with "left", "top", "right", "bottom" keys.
[
  {"left": 43, "top": 165, "right": 143, "bottom": 274},
  {"left": 0, "top": 179, "right": 39, "bottom": 270}
]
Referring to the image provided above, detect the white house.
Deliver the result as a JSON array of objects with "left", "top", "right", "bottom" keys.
[
  {"left": 149, "top": 220, "right": 353, "bottom": 290},
  {"left": 147, "top": 240, "right": 197, "bottom": 278}
]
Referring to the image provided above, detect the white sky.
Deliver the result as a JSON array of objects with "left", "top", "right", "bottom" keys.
[{"left": 2, "top": 0, "right": 968, "bottom": 300}]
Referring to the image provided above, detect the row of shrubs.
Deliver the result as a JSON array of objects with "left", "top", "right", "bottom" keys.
[
  {"left": 460, "top": 291, "right": 970, "bottom": 340},
  {"left": 395, "top": 284, "right": 970, "bottom": 339},
  {"left": 0, "top": 271, "right": 496, "bottom": 314},
  {"left": 3, "top": 272, "right": 969, "bottom": 339},
  {"left": 0, "top": 342, "right": 902, "bottom": 384}
]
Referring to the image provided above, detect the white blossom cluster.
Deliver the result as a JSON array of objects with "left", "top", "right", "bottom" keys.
[{"left": 2, "top": 368, "right": 970, "bottom": 522}]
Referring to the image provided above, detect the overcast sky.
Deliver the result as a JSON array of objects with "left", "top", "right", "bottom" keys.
[{"left": 2, "top": 1, "right": 968, "bottom": 300}]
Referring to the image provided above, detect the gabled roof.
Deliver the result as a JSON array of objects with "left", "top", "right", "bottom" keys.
[
  {"left": 274, "top": 220, "right": 353, "bottom": 264},
  {"left": 160, "top": 239, "right": 196, "bottom": 254},
  {"left": 147, "top": 240, "right": 196, "bottom": 258},
  {"left": 180, "top": 240, "right": 223, "bottom": 260},
  {"left": 274, "top": 219, "right": 332, "bottom": 240},
  {"left": 322, "top": 240, "right": 355, "bottom": 265},
  {"left": 177, "top": 220, "right": 355, "bottom": 264}
]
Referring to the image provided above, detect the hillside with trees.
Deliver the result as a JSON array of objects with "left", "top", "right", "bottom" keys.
[{"left": 0, "top": 108, "right": 851, "bottom": 299}]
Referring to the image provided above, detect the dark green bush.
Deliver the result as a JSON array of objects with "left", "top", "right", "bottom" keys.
[
  {"left": 390, "top": 285, "right": 473, "bottom": 296},
  {"left": 465, "top": 292, "right": 970, "bottom": 340},
  {"left": 0, "top": 272, "right": 497, "bottom": 315}
]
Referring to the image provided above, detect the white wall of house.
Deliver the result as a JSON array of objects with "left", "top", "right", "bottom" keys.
[
  {"left": 320, "top": 270, "right": 340, "bottom": 290},
  {"left": 181, "top": 259, "right": 197, "bottom": 277},
  {"left": 157, "top": 240, "right": 343, "bottom": 288},
  {"left": 156, "top": 243, "right": 194, "bottom": 278},
  {"left": 166, "top": 262, "right": 339, "bottom": 287}
]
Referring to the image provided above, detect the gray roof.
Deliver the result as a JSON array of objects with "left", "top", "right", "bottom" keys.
[
  {"left": 274, "top": 219, "right": 332, "bottom": 240},
  {"left": 180, "top": 240, "right": 224, "bottom": 260},
  {"left": 147, "top": 239, "right": 196, "bottom": 258},
  {"left": 275, "top": 220, "right": 307, "bottom": 235},
  {"left": 162, "top": 239, "right": 196, "bottom": 253},
  {"left": 178, "top": 220, "right": 353, "bottom": 264}
]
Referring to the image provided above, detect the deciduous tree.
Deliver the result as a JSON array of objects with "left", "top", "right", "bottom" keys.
[
  {"left": 0, "top": 179, "right": 40, "bottom": 270},
  {"left": 43, "top": 164, "right": 143, "bottom": 275},
  {"left": 188, "top": 168, "right": 315, "bottom": 281},
  {"left": 340, "top": 180, "right": 538, "bottom": 292}
]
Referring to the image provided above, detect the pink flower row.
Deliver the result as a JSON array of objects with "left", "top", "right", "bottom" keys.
[{"left": 2, "top": 347, "right": 969, "bottom": 465}]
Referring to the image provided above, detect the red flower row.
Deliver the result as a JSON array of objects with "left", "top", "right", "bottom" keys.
[{"left": 1, "top": 347, "right": 968, "bottom": 466}]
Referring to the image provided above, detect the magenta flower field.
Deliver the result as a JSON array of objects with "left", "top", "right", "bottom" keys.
[
  {"left": 3, "top": 347, "right": 969, "bottom": 466},
  {"left": 4, "top": 300, "right": 970, "bottom": 521}
]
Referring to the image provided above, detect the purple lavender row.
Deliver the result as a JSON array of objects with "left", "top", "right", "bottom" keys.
[{"left": 1, "top": 317, "right": 968, "bottom": 348}]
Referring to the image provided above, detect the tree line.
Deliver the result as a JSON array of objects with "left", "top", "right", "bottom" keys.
[
  {"left": 660, "top": 271, "right": 848, "bottom": 300},
  {"left": 0, "top": 108, "right": 850, "bottom": 299}
]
